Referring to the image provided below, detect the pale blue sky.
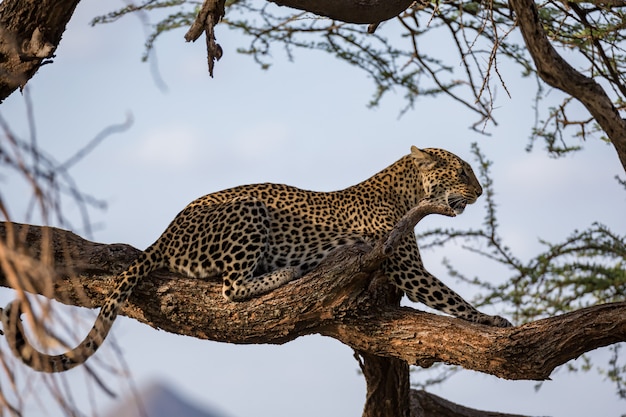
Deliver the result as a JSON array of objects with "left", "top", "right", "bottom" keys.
[{"left": 1, "top": 1, "right": 625, "bottom": 416}]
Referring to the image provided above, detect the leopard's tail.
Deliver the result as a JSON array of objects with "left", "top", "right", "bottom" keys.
[{"left": 1, "top": 245, "right": 164, "bottom": 372}]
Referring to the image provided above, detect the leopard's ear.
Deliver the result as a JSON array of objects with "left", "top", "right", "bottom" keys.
[{"left": 410, "top": 146, "right": 437, "bottom": 169}]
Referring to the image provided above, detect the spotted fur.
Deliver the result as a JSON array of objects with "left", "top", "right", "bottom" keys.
[{"left": 2, "top": 146, "right": 511, "bottom": 372}]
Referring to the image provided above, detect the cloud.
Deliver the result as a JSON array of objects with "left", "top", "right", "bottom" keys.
[
  {"left": 229, "top": 121, "right": 291, "bottom": 159},
  {"left": 133, "top": 126, "right": 202, "bottom": 167},
  {"left": 499, "top": 145, "right": 620, "bottom": 201}
]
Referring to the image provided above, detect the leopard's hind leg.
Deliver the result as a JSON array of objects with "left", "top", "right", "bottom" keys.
[{"left": 201, "top": 197, "right": 298, "bottom": 301}]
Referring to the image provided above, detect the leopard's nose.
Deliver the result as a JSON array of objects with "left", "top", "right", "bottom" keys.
[{"left": 475, "top": 183, "right": 483, "bottom": 197}]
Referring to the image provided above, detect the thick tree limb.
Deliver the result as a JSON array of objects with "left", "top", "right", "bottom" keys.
[
  {"left": 410, "top": 390, "right": 530, "bottom": 417},
  {"left": 0, "top": 204, "right": 624, "bottom": 382},
  {"left": 0, "top": 0, "right": 81, "bottom": 102},
  {"left": 1, "top": 202, "right": 624, "bottom": 417},
  {"left": 185, "top": 0, "right": 414, "bottom": 74},
  {"left": 266, "top": 0, "right": 415, "bottom": 24},
  {"left": 509, "top": 0, "right": 626, "bottom": 172}
]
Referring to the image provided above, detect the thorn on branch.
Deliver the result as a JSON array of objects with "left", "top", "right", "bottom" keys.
[
  {"left": 367, "top": 22, "right": 380, "bottom": 34},
  {"left": 184, "top": 0, "right": 225, "bottom": 77}
]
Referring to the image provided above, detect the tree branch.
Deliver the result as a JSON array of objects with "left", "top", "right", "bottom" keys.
[
  {"left": 0, "top": 203, "right": 624, "bottom": 383},
  {"left": 508, "top": 0, "right": 626, "bottom": 172},
  {"left": 184, "top": 0, "right": 224, "bottom": 77},
  {"left": 184, "top": 0, "right": 414, "bottom": 75}
]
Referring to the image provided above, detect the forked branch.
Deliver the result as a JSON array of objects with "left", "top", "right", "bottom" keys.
[
  {"left": 184, "top": 0, "right": 225, "bottom": 76},
  {"left": 184, "top": 0, "right": 415, "bottom": 75},
  {"left": 508, "top": 0, "right": 626, "bottom": 171}
]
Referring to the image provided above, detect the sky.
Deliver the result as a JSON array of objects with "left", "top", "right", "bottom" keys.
[{"left": 0, "top": 1, "right": 625, "bottom": 416}]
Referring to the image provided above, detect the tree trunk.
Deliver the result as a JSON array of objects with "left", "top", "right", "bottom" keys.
[
  {"left": 354, "top": 269, "right": 411, "bottom": 417},
  {"left": 0, "top": 0, "right": 81, "bottom": 102},
  {"left": 359, "top": 352, "right": 411, "bottom": 417}
]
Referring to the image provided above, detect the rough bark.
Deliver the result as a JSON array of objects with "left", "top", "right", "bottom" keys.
[
  {"left": 266, "top": 0, "right": 414, "bottom": 24},
  {"left": 359, "top": 352, "right": 411, "bottom": 417},
  {"left": 355, "top": 275, "right": 411, "bottom": 417},
  {"left": 1, "top": 205, "right": 625, "bottom": 417},
  {"left": 184, "top": 0, "right": 224, "bottom": 76},
  {"left": 508, "top": 0, "right": 626, "bottom": 172},
  {"left": 0, "top": 0, "right": 81, "bottom": 102}
]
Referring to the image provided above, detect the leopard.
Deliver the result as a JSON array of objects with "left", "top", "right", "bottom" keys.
[{"left": 1, "top": 145, "right": 512, "bottom": 372}]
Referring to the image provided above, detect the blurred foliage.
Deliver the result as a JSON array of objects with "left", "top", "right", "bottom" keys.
[
  {"left": 94, "top": 0, "right": 626, "bottom": 155},
  {"left": 0, "top": 89, "right": 131, "bottom": 234},
  {"left": 0, "top": 89, "right": 135, "bottom": 416}
]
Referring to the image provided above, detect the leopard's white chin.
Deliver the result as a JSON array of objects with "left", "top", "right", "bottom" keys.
[{"left": 447, "top": 196, "right": 468, "bottom": 215}]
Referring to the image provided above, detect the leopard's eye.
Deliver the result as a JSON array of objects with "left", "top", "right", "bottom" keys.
[{"left": 459, "top": 168, "right": 470, "bottom": 183}]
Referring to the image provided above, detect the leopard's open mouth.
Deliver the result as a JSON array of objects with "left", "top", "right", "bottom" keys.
[{"left": 447, "top": 196, "right": 468, "bottom": 214}]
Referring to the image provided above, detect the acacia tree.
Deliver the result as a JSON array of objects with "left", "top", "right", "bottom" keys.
[{"left": 0, "top": 0, "right": 625, "bottom": 416}]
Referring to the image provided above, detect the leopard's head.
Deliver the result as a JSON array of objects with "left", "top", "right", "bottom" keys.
[{"left": 410, "top": 146, "right": 482, "bottom": 215}]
